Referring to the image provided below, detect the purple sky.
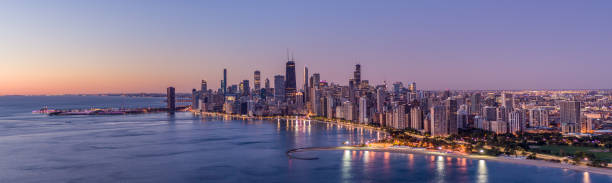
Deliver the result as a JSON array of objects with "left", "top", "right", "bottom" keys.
[{"left": 1, "top": 1, "right": 611, "bottom": 94}]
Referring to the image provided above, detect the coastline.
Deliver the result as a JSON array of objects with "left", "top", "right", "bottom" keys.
[
  {"left": 198, "top": 111, "right": 612, "bottom": 176},
  {"left": 292, "top": 146, "right": 612, "bottom": 176},
  {"left": 197, "top": 111, "right": 388, "bottom": 134}
]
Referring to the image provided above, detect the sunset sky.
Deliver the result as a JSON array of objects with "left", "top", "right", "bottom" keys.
[{"left": 1, "top": 0, "right": 611, "bottom": 95}]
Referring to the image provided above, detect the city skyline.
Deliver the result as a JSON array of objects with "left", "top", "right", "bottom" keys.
[
  {"left": 2, "top": 1, "right": 612, "bottom": 95},
  {"left": 3, "top": 60, "right": 612, "bottom": 96},
  {"left": 2, "top": 1, "right": 612, "bottom": 181}
]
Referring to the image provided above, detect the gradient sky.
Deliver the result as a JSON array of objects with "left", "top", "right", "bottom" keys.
[{"left": 1, "top": 0, "right": 611, "bottom": 95}]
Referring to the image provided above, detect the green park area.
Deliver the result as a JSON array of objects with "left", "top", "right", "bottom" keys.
[{"left": 532, "top": 145, "right": 612, "bottom": 162}]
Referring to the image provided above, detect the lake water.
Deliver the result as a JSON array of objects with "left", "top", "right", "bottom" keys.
[{"left": 0, "top": 96, "right": 610, "bottom": 182}]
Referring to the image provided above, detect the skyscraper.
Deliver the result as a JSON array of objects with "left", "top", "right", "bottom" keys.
[
  {"left": 166, "top": 87, "right": 175, "bottom": 112},
  {"left": 529, "top": 107, "right": 549, "bottom": 127},
  {"left": 560, "top": 101, "right": 581, "bottom": 133},
  {"left": 496, "top": 106, "right": 507, "bottom": 122},
  {"left": 303, "top": 66, "right": 309, "bottom": 102},
  {"left": 376, "top": 87, "right": 385, "bottom": 113},
  {"left": 274, "top": 75, "right": 285, "bottom": 102},
  {"left": 359, "top": 96, "right": 368, "bottom": 124},
  {"left": 326, "top": 95, "right": 334, "bottom": 119},
  {"left": 354, "top": 64, "right": 361, "bottom": 88},
  {"left": 311, "top": 73, "right": 320, "bottom": 89},
  {"left": 457, "top": 107, "right": 469, "bottom": 129},
  {"left": 265, "top": 78, "right": 270, "bottom": 89},
  {"left": 410, "top": 107, "right": 423, "bottom": 130},
  {"left": 508, "top": 110, "right": 525, "bottom": 133},
  {"left": 483, "top": 106, "right": 497, "bottom": 121},
  {"left": 445, "top": 99, "right": 458, "bottom": 135},
  {"left": 393, "top": 82, "right": 402, "bottom": 96},
  {"left": 490, "top": 121, "right": 508, "bottom": 134},
  {"left": 222, "top": 68, "right": 227, "bottom": 95},
  {"left": 430, "top": 105, "right": 447, "bottom": 137},
  {"left": 201, "top": 80, "right": 207, "bottom": 92},
  {"left": 240, "top": 80, "right": 250, "bottom": 96},
  {"left": 254, "top": 70, "right": 261, "bottom": 91},
  {"left": 285, "top": 61, "right": 297, "bottom": 103},
  {"left": 392, "top": 103, "right": 406, "bottom": 129},
  {"left": 470, "top": 93, "right": 481, "bottom": 115},
  {"left": 502, "top": 93, "right": 513, "bottom": 109},
  {"left": 311, "top": 88, "right": 320, "bottom": 115},
  {"left": 343, "top": 101, "right": 353, "bottom": 121},
  {"left": 443, "top": 90, "right": 451, "bottom": 100},
  {"left": 409, "top": 82, "right": 416, "bottom": 93},
  {"left": 192, "top": 88, "right": 199, "bottom": 110}
]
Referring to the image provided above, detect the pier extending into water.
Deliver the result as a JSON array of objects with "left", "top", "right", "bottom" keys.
[{"left": 34, "top": 106, "right": 190, "bottom": 116}]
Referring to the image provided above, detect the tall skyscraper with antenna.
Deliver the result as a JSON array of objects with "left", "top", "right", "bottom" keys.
[
  {"left": 285, "top": 57, "right": 297, "bottom": 104},
  {"left": 303, "top": 66, "right": 309, "bottom": 102},
  {"left": 354, "top": 64, "right": 361, "bottom": 87},
  {"left": 222, "top": 68, "right": 227, "bottom": 95}
]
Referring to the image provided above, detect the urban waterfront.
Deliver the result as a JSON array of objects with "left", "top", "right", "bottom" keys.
[{"left": 0, "top": 96, "right": 609, "bottom": 182}]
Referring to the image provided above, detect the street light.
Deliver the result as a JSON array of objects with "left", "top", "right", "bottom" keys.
[{"left": 479, "top": 149, "right": 484, "bottom": 153}]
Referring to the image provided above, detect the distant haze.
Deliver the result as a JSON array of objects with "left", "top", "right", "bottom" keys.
[{"left": 1, "top": 1, "right": 611, "bottom": 95}]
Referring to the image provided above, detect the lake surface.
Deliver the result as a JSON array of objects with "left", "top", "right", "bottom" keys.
[{"left": 0, "top": 96, "right": 610, "bottom": 182}]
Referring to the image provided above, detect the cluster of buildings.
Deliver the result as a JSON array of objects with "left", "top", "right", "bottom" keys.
[{"left": 168, "top": 59, "right": 612, "bottom": 137}]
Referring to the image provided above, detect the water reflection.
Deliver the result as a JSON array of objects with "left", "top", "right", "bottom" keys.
[
  {"left": 384, "top": 152, "right": 391, "bottom": 173},
  {"left": 436, "top": 156, "right": 445, "bottom": 182},
  {"left": 342, "top": 150, "right": 352, "bottom": 182},
  {"left": 407, "top": 154, "right": 414, "bottom": 169},
  {"left": 583, "top": 172, "right": 590, "bottom": 183},
  {"left": 457, "top": 158, "right": 467, "bottom": 173},
  {"left": 477, "top": 160, "right": 488, "bottom": 183}
]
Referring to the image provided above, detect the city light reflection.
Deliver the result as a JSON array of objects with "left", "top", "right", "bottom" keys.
[
  {"left": 407, "top": 154, "right": 414, "bottom": 169},
  {"left": 383, "top": 152, "right": 391, "bottom": 173},
  {"left": 342, "top": 150, "right": 352, "bottom": 182},
  {"left": 477, "top": 160, "right": 488, "bottom": 183},
  {"left": 436, "top": 156, "right": 445, "bottom": 181},
  {"left": 583, "top": 172, "right": 590, "bottom": 183}
]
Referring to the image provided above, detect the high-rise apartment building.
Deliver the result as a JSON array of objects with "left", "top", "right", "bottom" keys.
[
  {"left": 490, "top": 121, "right": 508, "bottom": 134},
  {"left": 483, "top": 106, "right": 497, "bottom": 121},
  {"left": 560, "top": 101, "right": 581, "bottom": 133},
  {"left": 508, "top": 110, "right": 525, "bottom": 133},
  {"left": 529, "top": 107, "right": 549, "bottom": 127},
  {"left": 167, "top": 87, "right": 175, "bottom": 112},
  {"left": 359, "top": 96, "right": 368, "bottom": 124},
  {"left": 470, "top": 93, "right": 481, "bottom": 115},
  {"left": 445, "top": 99, "right": 458, "bottom": 135},
  {"left": 430, "top": 105, "right": 447, "bottom": 137},
  {"left": 410, "top": 107, "right": 423, "bottom": 130}
]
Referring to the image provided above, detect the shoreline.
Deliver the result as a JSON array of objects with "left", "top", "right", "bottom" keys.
[
  {"left": 198, "top": 111, "right": 612, "bottom": 176},
  {"left": 291, "top": 146, "right": 612, "bottom": 176},
  {"left": 198, "top": 111, "right": 389, "bottom": 134}
]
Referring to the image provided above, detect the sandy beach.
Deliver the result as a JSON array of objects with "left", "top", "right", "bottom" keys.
[{"left": 291, "top": 146, "right": 612, "bottom": 176}]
